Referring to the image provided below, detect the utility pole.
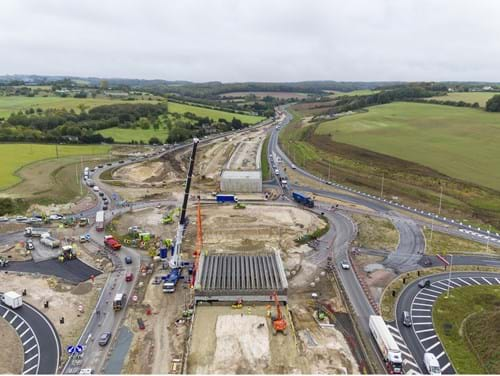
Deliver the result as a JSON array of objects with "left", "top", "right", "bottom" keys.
[
  {"left": 328, "top": 161, "right": 331, "bottom": 182},
  {"left": 438, "top": 184, "right": 443, "bottom": 216},
  {"left": 380, "top": 173, "right": 385, "bottom": 198},
  {"left": 429, "top": 183, "right": 444, "bottom": 253},
  {"left": 486, "top": 225, "right": 491, "bottom": 253}
]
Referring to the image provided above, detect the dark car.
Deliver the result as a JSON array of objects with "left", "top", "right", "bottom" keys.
[
  {"left": 418, "top": 279, "right": 431, "bottom": 288},
  {"left": 98, "top": 192, "right": 104, "bottom": 197},
  {"left": 119, "top": 160, "right": 125, "bottom": 164},
  {"left": 102, "top": 205, "right": 108, "bottom": 211},
  {"left": 98, "top": 332, "right": 111, "bottom": 346},
  {"left": 106, "top": 162, "right": 112, "bottom": 166},
  {"left": 97, "top": 165, "right": 104, "bottom": 168},
  {"left": 402, "top": 311, "right": 412, "bottom": 327},
  {"left": 125, "top": 256, "right": 132, "bottom": 264}
]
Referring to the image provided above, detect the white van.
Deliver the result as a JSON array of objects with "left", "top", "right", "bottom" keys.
[
  {"left": 424, "top": 352, "right": 441, "bottom": 375},
  {"left": 93, "top": 186, "right": 100, "bottom": 192}
]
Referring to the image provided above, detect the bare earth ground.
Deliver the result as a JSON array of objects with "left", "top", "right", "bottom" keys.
[
  {"left": 353, "top": 254, "right": 397, "bottom": 304},
  {"left": 0, "top": 273, "right": 106, "bottom": 364},
  {"left": 0, "top": 317, "right": 24, "bottom": 374},
  {"left": 113, "top": 207, "right": 180, "bottom": 241}
]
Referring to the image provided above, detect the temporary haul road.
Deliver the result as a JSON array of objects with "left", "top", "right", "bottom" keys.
[
  {"left": 269, "top": 107, "right": 500, "bottom": 374},
  {"left": 1, "top": 107, "right": 500, "bottom": 374}
]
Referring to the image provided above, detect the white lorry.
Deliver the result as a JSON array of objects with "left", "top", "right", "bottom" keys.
[
  {"left": 424, "top": 353, "right": 441, "bottom": 375},
  {"left": 40, "top": 233, "right": 60, "bottom": 248},
  {"left": 24, "top": 227, "right": 49, "bottom": 237},
  {"left": 369, "top": 315, "right": 403, "bottom": 374},
  {"left": 1, "top": 291, "right": 23, "bottom": 309}
]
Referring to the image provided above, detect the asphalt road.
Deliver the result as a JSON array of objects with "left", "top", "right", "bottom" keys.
[
  {"left": 0, "top": 298, "right": 60, "bottom": 374},
  {"left": 395, "top": 271, "right": 500, "bottom": 374}
]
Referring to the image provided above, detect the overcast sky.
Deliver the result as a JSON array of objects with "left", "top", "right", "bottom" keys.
[{"left": 1, "top": 0, "right": 499, "bottom": 82}]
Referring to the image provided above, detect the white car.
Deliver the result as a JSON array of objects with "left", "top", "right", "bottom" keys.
[
  {"left": 49, "top": 214, "right": 64, "bottom": 221},
  {"left": 0, "top": 217, "right": 9, "bottom": 222},
  {"left": 341, "top": 260, "right": 350, "bottom": 270}
]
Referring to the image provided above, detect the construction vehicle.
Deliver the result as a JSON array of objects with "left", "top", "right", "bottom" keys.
[
  {"left": 104, "top": 235, "right": 121, "bottom": 250},
  {"left": 292, "top": 191, "right": 314, "bottom": 208},
  {"left": 113, "top": 293, "right": 126, "bottom": 311},
  {"left": 162, "top": 207, "right": 180, "bottom": 224},
  {"left": 96, "top": 210, "right": 105, "bottom": 232},
  {"left": 79, "top": 217, "right": 89, "bottom": 227},
  {"left": 24, "top": 227, "right": 49, "bottom": 237},
  {"left": 162, "top": 268, "right": 182, "bottom": 293},
  {"left": 58, "top": 245, "right": 76, "bottom": 262},
  {"left": 40, "top": 234, "right": 60, "bottom": 248},
  {"left": 0, "top": 256, "right": 9, "bottom": 267},
  {"left": 271, "top": 292, "right": 287, "bottom": 335},
  {"left": 232, "top": 298, "right": 243, "bottom": 309},
  {"left": 369, "top": 315, "right": 403, "bottom": 374}
]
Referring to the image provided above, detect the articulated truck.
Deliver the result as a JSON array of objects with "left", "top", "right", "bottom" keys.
[
  {"left": 369, "top": 315, "right": 403, "bottom": 374},
  {"left": 292, "top": 191, "right": 314, "bottom": 208}
]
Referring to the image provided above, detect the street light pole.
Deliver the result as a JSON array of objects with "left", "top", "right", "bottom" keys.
[
  {"left": 446, "top": 254, "right": 453, "bottom": 299},
  {"left": 486, "top": 225, "right": 491, "bottom": 253},
  {"left": 380, "top": 173, "right": 385, "bottom": 198}
]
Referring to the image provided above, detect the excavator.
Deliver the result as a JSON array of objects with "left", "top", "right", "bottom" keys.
[{"left": 271, "top": 292, "right": 287, "bottom": 335}]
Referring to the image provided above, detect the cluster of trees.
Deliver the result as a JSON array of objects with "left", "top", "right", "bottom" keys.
[
  {"left": 486, "top": 95, "right": 500, "bottom": 112},
  {"left": 411, "top": 98, "right": 480, "bottom": 108},
  {"left": 0, "top": 103, "right": 167, "bottom": 143},
  {"left": 0, "top": 198, "right": 27, "bottom": 216},
  {"left": 166, "top": 116, "right": 246, "bottom": 143},
  {"left": 328, "top": 85, "right": 444, "bottom": 114}
]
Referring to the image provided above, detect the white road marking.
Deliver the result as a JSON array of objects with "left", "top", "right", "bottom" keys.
[
  {"left": 23, "top": 364, "right": 37, "bottom": 374},
  {"left": 25, "top": 344, "right": 37, "bottom": 355},
  {"left": 415, "top": 296, "right": 435, "bottom": 302},
  {"left": 390, "top": 331, "right": 403, "bottom": 340},
  {"left": 2, "top": 310, "right": 8, "bottom": 318},
  {"left": 448, "top": 279, "right": 461, "bottom": 287},
  {"left": 20, "top": 328, "right": 31, "bottom": 338},
  {"left": 426, "top": 288, "right": 444, "bottom": 294},
  {"left": 400, "top": 349, "right": 414, "bottom": 358},
  {"left": 10, "top": 315, "right": 17, "bottom": 324},
  {"left": 412, "top": 308, "right": 430, "bottom": 312},
  {"left": 416, "top": 328, "right": 435, "bottom": 334},
  {"left": 412, "top": 315, "right": 431, "bottom": 318},
  {"left": 458, "top": 277, "right": 471, "bottom": 286},
  {"left": 16, "top": 321, "right": 25, "bottom": 331},
  {"left": 406, "top": 369, "right": 420, "bottom": 374},
  {"left": 420, "top": 334, "right": 438, "bottom": 342},
  {"left": 430, "top": 284, "right": 447, "bottom": 291},
  {"left": 469, "top": 277, "right": 481, "bottom": 285},
  {"left": 441, "top": 362, "right": 451, "bottom": 372},
  {"left": 436, "top": 351, "right": 446, "bottom": 360},
  {"left": 432, "top": 281, "right": 449, "bottom": 289},
  {"left": 403, "top": 359, "right": 419, "bottom": 368},
  {"left": 413, "top": 302, "right": 433, "bottom": 307},
  {"left": 419, "top": 292, "right": 439, "bottom": 299},
  {"left": 495, "top": 278, "right": 500, "bottom": 284},
  {"left": 24, "top": 354, "right": 38, "bottom": 365},
  {"left": 426, "top": 341, "right": 441, "bottom": 351},
  {"left": 23, "top": 336, "right": 34, "bottom": 346},
  {"left": 482, "top": 277, "right": 492, "bottom": 285},
  {"left": 396, "top": 340, "right": 409, "bottom": 350},
  {"left": 413, "top": 322, "right": 433, "bottom": 325}
]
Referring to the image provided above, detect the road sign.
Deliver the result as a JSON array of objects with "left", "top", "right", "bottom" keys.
[
  {"left": 66, "top": 345, "right": 75, "bottom": 354},
  {"left": 436, "top": 254, "right": 450, "bottom": 266},
  {"left": 75, "top": 345, "right": 83, "bottom": 354}
]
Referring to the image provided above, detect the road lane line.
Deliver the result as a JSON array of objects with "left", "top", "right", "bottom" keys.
[
  {"left": 432, "top": 281, "right": 449, "bottom": 289},
  {"left": 23, "top": 364, "right": 37, "bottom": 374},
  {"left": 448, "top": 279, "right": 461, "bottom": 287},
  {"left": 395, "top": 340, "right": 409, "bottom": 350},
  {"left": 23, "top": 336, "right": 34, "bottom": 346},
  {"left": 400, "top": 349, "right": 414, "bottom": 358},
  {"left": 469, "top": 277, "right": 481, "bottom": 285},
  {"left": 20, "top": 328, "right": 30, "bottom": 338},
  {"left": 458, "top": 277, "right": 471, "bottom": 286},
  {"left": 16, "top": 321, "right": 25, "bottom": 331},
  {"left": 412, "top": 315, "right": 431, "bottom": 318},
  {"left": 25, "top": 344, "right": 37, "bottom": 354},
  {"left": 426, "top": 341, "right": 441, "bottom": 351},
  {"left": 10, "top": 315, "right": 17, "bottom": 324},
  {"left": 413, "top": 302, "right": 433, "bottom": 307},
  {"left": 495, "top": 278, "right": 500, "bottom": 284},
  {"left": 441, "top": 362, "right": 451, "bottom": 372},
  {"left": 482, "top": 277, "right": 492, "bottom": 285},
  {"left": 24, "top": 354, "right": 38, "bottom": 365},
  {"left": 413, "top": 322, "right": 433, "bottom": 325},
  {"left": 436, "top": 351, "right": 446, "bottom": 360},
  {"left": 412, "top": 308, "right": 430, "bottom": 312},
  {"left": 420, "top": 334, "right": 437, "bottom": 342},
  {"left": 2, "top": 310, "right": 8, "bottom": 318},
  {"left": 430, "top": 284, "right": 447, "bottom": 291},
  {"left": 403, "top": 359, "right": 419, "bottom": 368},
  {"left": 415, "top": 328, "right": 435, "bottom": 334},
  {"left": 415, "top": 296, "right": 435, "bottom": 302},
  {"left": 419, "top": 292, "right": 439, "bottom": 299}
]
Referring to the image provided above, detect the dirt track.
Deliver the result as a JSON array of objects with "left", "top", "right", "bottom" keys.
[{"left": 0, "top": 318, "right": 23, "bottom": 374}]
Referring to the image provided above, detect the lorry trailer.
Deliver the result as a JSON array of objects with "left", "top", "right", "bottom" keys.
[
  {"left": 104, "top": 235, "right": 122, "bottom": 250},
  {"left": 24, "top": 227, "right": 49, "bottom": 237},
  {"left": 40, "top": 234, "right": 60, "bottom": 248},
  {"left": 369, "top": 315, "right": 403, "bottom": 374},
  {"left": 1, "top": 291, "right": 23, "bottom": 309},
  {"left": 96, "top": 210, "right": 104, "bottom": 232},
  {"left": 113, "top": 293, "right": 126, "bottom": 311},
  {"left": 292, "top": 191, "right": 314, "bottom": 208},
  {"left": 216, "top": 194, "right": 238, "bottom": 203}
]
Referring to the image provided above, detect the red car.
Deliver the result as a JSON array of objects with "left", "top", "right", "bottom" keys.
[{"left": 125, "top": 272, "right": 133, "bottom": 282}]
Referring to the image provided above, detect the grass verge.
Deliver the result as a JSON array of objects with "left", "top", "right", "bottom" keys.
[
  {"left": 295, "top": 214, "right": 329, "bottom": 244},
  {"left": 433, "top": 285, "right": 500, "bottom": 374},
  {"left": 261, "top": 134, "right": 270, "bottom": 180},
  {"left": 423, "top": 228, "right": 499, "bottom": 255},
  {"left": 352, "top": 213, "right": 399, "bottom": 251}
]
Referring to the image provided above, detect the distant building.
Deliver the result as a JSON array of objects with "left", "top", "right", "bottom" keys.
[
  {"left": 482, "top": 86, "right": 493, "bottom": 91},
  {"left": 104, "top": 91, "right": 129, "bottom": 98}
]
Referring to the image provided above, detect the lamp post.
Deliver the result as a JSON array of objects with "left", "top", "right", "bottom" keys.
[{"left": 446, "top": 254, "right": 453, "bottom": 299}]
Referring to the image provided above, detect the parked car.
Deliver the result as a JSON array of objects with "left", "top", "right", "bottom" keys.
[
  {"left": 402, "top": 311, "right": 412, "bottom": 327},
  {"left": 418, "top": 279, "right": 431, "bottom": 288},
  {"left": 98, "top": 332, "right": 111, "bottom": 346},
  {"left": 340, "top": 260, "right": 350, "bottom": 270},
  {"left": 125, "top": 256, "right": 132, "bottom": 264},
  {"left": 15, "top": 216, "right": 28, "bottom": 222}
]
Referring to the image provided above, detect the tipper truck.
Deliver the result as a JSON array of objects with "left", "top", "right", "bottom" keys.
[
  {"left": 1, "top": 291, "right": 23, "bottom": 309},
  {"left": 369, "top": 315, "right": 403, "bottom": 374},
  {"left": 104, "top": 235, "right": 122, "bottom": 250},
  {"left": 216, "top": 194, "right": 238, "bottom": 203},
  {"left": 292, "top": 191, "right": 314, "bottom": 208},
  {"left": 40, "top": 234, "right": 60, "bottom": 248},
  {"left": 96, "top": 210, "right": 104, "bottom": 232}
]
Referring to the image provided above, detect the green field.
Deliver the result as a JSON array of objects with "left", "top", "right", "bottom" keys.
[
  {"left": 433, "top": 285, "right": 500, "bottom": 374},
  {"left": 316, "top": 102, "right": 500, "bottom": 190},
  {"left": 0, "top": 144, "right": 111, "bottom": 190},
  {"left": 0, "top": 96, "right": 158, "bottom": 119},
  {"left": 97, "top": 127, "right": 169, "bottom": 143},
  {"left": 330, "top": 89, "right": 380, "bottom": 97},
  {"left": 168, "top": 102, "right": 264, "bottom": 124},
  {"left": 429, "top": 92, "right": 497, "bottom": 107}
]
